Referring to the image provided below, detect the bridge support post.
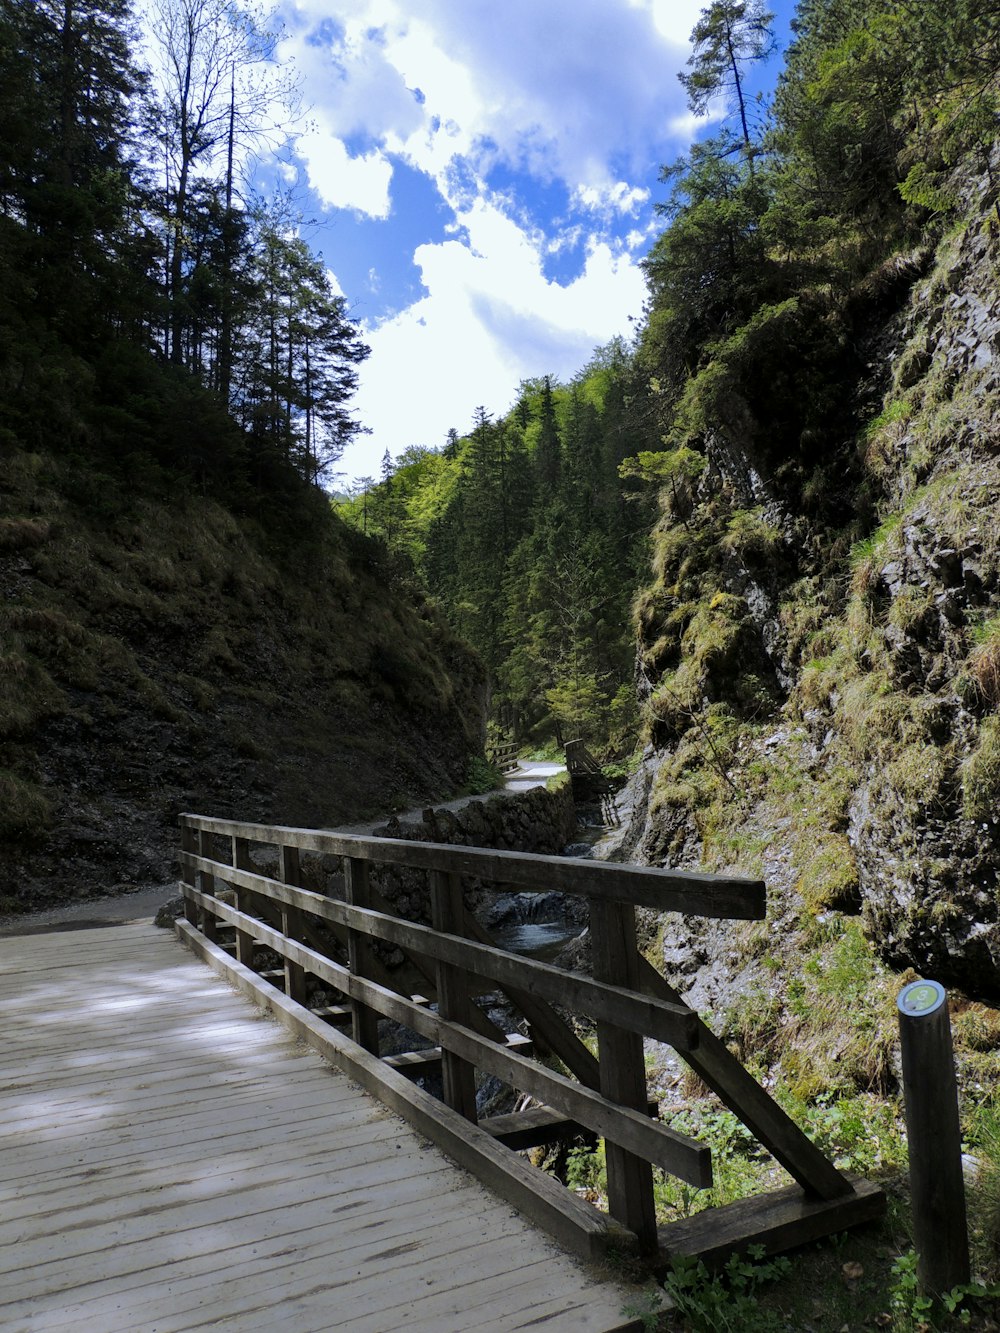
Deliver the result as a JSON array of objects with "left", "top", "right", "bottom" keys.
[
  {"left": 197, "top": 830, "right": 218, "bottom": 944},
  {"left": 231, "top": 837, "right": 257, "bottom": 970},
  {"left": 181, "top": 822, "right": 199, "bottom": 928},
  {"left": 590, "top": 896, "right": 658, "bottom": 1254},
  {"left": 279, "top": 845, "right": 308, "bottom": 1007},
  {"left": 430, "top": 870, "right": 478, "bottom": 1123},
  {"left": 345, "top": 857, "right": 380, "bottom": 1054}
]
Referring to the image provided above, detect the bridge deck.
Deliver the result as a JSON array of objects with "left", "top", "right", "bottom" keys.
[{"left": 0, "top": 922, "right": 638, "bottom": 1332}]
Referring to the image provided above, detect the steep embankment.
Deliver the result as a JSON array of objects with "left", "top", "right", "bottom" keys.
[
  {"left": 0, "top": 444, "right": 486, "bottom": 913},
  {"left": 612, "top": 159, "right": 1000, "bottom": 1105}
]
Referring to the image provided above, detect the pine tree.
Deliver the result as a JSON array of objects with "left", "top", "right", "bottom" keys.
[
  {"left": 0, "top": 0, "right": 146, "bottom": 338},
  {"left": 679, "top": 0, "right": 775, "bottom": 149}
]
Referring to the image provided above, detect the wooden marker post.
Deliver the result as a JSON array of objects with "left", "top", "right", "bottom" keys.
[{"left": 897, "top": 979, "right": 970, "bottom": 1296}]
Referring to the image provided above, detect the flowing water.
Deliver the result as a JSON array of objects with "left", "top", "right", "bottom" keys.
[{"left": 486, "top": 918, "right": 584, "bottom": 963}]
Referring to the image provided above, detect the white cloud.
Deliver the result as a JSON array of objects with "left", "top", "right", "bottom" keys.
[
  {"left": 281, "top": 0, "right": 697, "bottom": 199},
  {"left": 296, "top": 117, "right": 393, "bottom": 218},
  {"left": 341, "top": 192, "right": 646, "bottom": 476},
  {"left": 667, "top": 106, "right": 728, "bottom": 139},
  {"left": 269, "top": 2, "right": 713, "bottom": 478},
  {"left": 573, "top": 181, "right": 650, "bottom": 217}
]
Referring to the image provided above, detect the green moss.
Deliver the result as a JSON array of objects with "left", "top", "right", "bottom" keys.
[
  {"left": 963, "top": 716, "right": 1000, "bottom": 823},
  {"left": 796, "top": 833, "right": 861, "bottom": 913},
  {"left": 720, "top": 507, "right": 785, "bottom": 566}
]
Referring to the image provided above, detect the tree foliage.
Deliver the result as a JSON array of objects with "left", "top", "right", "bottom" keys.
[
  {"left": 0, "top": 0, "right": 366, "bottom": 499},
  {"left": 679, "top": 0, "right": 776, "bottom": 148},
  {"left": 340, "top": 348, "right": 654, "bottom": 750}
]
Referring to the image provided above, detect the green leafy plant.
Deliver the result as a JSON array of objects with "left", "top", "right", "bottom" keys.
[
  {"left": 889, "top": 1248, "right": 1000, "bottom": 1330},
  {"left": 662, "top": 1245, "right": 792, "bottom": 1332},
  {"left": 464, "top": 755, "right": 504, "bottom": 794}
]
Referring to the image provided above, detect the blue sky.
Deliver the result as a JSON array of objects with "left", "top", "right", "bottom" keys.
[{"left": 264, "top": 1, "right": 796, "bottom": 478}]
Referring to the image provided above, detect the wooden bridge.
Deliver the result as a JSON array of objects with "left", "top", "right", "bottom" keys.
[{"left": 0, "top": 817, "right": 885, "bottom": 1329}]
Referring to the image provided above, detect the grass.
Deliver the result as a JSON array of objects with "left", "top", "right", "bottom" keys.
[{"left": 0, "top": 434, "right": 490, "bottom": 907}]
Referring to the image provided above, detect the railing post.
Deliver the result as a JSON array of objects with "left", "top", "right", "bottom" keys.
[
  {"left": 898, "top": 980, "right": 970, "bottom": 1296},
  {"left": 429, "top": 869, "right": 478, "bottom": 1123},
  {"left": 231, "top": 836, "right": 256, "bottom": 970},
  {"left": 590, "top": 896, "right": 658, "bottom": 1253},
  {"left": 279, "top": 843, "right": 308, "bottom": 1006},
  {"left": 180, "top": 820, "right": 199, "bottom": 928},
  {"left": 344, "top": 857, "right": 380, "bottom": 1054},
  {"left": 197, "top": 829, "right": 218, "bottom": 944}
]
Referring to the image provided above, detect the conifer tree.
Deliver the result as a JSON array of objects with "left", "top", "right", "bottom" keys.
[{"left": 679, "top": 0, "right": 775, "bottom": 149}]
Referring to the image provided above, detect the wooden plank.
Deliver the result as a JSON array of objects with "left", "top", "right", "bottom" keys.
[
  {"left": 480, "top": 1106, "right": 595, "bottom": 1151},
  {"left": 176, "top": 918, "right": 629, "bottom": 1259},
  {"left": 636, "top": 956, "right": 853, "bottom": 1200},
  {"left": 660, "top": 1176, "right": 886, "bottom": 1267},
  {"left": 179, "top": 858, "right": 700, "bottom": 1051},
  {"left": 310, "top": 1003, "right": 353, "bottom": 1025},
  {"left": 279, "top": 844, "right": 308, "bottom": 1006},
  {"left": 430, "top": 869, "right": 478, "bottom": 1122},
  {"left": 481, "top": 1099, "right": 658, "bottom": 1153},
  {"left": 196, "top": 829, "right": 218, "bottom": 944},
  {"left": 344, "top": 856, "right": 380, "bottom": 1054},
  {"left": 2, "top": 1123, "right": 429, "bottom": 1244},
  {"left": 0, "top": 920, "right": 638, "bottom": 1333},
  {"left": 179, "top": 897, "right": 711, "bottom": 1186},
  {"left": 180, "top": 814, "right": 765, "bottom": 918},
  {"left": 361, "top": 882, "right": 507, "bottom": 1045},
  {"left": 16, "top": 1184, "right": 497, "bottom": 1333},
  {"left": 0, "top": 1103, "right": 379, "bottom": 1208},
  {"left": 591, "top": 897, "right": 659, "bottom": 1252},
  {"left": 385, "top": 1033, "right": 532, "bottom": 1080}
]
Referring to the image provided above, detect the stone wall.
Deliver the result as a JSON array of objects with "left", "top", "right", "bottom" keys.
[{"left": 370, "top": 781, "right": 578, "bottom": 927}]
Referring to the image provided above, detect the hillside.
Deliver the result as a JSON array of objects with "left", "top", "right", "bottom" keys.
[{"left": 0, "top": 442, "right": 485, "bottom": 913}]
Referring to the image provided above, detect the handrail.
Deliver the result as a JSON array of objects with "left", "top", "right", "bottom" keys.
[
  {"left": 175, "top": 811, "right": 871, "bottom": 1261},
  {"left": 179, "top": 814, "right": 766, "bottom": 919}
]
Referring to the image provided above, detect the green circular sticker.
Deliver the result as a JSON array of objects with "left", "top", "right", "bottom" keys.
[{"left": 898, "top": 980, "right": 946, "bottom": 1016}]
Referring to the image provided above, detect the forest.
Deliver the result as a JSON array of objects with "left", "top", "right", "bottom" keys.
[
  {"left": 344, "top": 0, "right": 1000, "bottom": 761},
  {"left": 0, "top": 0, "right": 368, "bottom": 505}
]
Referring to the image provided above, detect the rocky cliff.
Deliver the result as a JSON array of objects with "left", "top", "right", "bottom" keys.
[
  {"left": 0, "top": 442, "right": 487, "bottom": 913},
  {"left": 614, "top": 158, "right": 1000, "bottom": 1059}
]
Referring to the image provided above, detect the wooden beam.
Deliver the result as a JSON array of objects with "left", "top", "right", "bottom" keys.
[
  {"left": 231, "top": 837, "right": 256, "bottom": 970},
  {"left": 636, "top": 957, "right": 853, "bottom": 1201},
  {"left": 197, "top": 830, "right": 218, "bottom": 944},
  {"left": 430, "top": 870, "right": 478, "bottom": 1123},
  {"left": 462, "top": 911, "right": 602, "bottom": 1091},
  {"left": 591, "top": 897, "right": 659, "bottom": 1253},
  {"left": 181, "top": 887, "right": 711, "bottom": 1187},
  {"left": 179, "top": 815, "right": 764, "bottom": 920},
  {"left": 278, "top": 845, "right": 308, "bottom": 1006},
  {"left": 175, "top": 919, "right": 631, "bottom": 1261},
  {"left": 659, "top": 1176, "right": 886, "bottom": 1267},
  {"left": 385, "top": 1034, "right": 533, "bottom": 1081},
  {"left": 178, "top": 854, "right": 700, "bottom": 1053},
  {"left": 344, "top": 857, "right": 380, "bottom": 1055},
  {"left": 480, "top": 1106, "right": 596, "bottom": 1152}
]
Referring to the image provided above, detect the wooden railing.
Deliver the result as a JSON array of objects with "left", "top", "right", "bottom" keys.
[
  {"left": 176, "top": 815, "right": 884, "bottom": 1262},
  {"left": 485, "top": 737, "right": 519, "bottom": 773}
]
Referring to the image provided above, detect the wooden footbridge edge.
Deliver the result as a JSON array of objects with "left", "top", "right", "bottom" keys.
[{"left": 175, "top": 919, "right": 634, "bottom": 1265}]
